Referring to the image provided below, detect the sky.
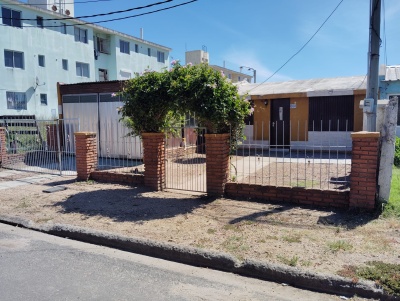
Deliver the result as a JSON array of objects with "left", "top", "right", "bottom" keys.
[{"left": 26, "top": 0, "right": 400, "bottom": 82}]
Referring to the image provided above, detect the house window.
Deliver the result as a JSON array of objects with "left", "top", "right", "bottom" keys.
[
  {"left": 2, "top": 7, "right": 22, "bottom": 28},
  {"left": 96, "top": 37, "right": 110, "bottom": 54},
  {"left": 76, "top": 62, "right": 89, "bottom": 77},
  {"left": 120, "top": 70, "right": 131, "bottom": 79},
  {"left": 36, "top": 16, "right": 43, "bottom": 28},
  {"left": 98, "top": 68, "right": 108, "bottom": 81},
  {"left": 4, "top": 50, "right": 24, "bottom": 69},
  {"left": 74, "top": 27, "right": 87, "bottom": 43},
  {"left": 389, "top": 95, "right": 400, "bottom": 126},
  {"left": 147, "top": 48, "right": 151, "bottom": 57},
  {"left": 120, "top": 40, "right": 129, "bottom": 54},
  {"left": 38, "top": 55, "right": 45, "bottom": 67},
  {"left": 62, "top": 59, "right": 68, "bottom": 70},
  {"left": 157, "top": 51, "right": 164, "bottom": 63},
  {"left": 308, "top": 95, "right": 354, "bottom": 131},
  {"left": 6, "top": 91, "right": 26, "bottom": 110},
  {"left": 60, "top": 22, "right": 67, "bottom": 34},
  {"left": 40, "top": 94, "right": 47, "bottom": 105},
  {"left": 135, "top": 44, "right": 139, "bottom": 53}
]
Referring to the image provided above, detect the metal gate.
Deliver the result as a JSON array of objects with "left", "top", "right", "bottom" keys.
[
  {"left": 2, "top": 118, "right": 78, "bottom": 175},
  {"left": 165, "top": 127, "right": 207, "bottom": 192}
]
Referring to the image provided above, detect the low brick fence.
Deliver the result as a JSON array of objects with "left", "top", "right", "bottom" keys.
[
  {"left": 90, "top": 170, "right": 144, "bottom": 186},
  {"left": 70, "top": 131, "right": 380, "bottom": 211},
  {"left": 225, "top": 184, "right": 350, "bottom": 208}
]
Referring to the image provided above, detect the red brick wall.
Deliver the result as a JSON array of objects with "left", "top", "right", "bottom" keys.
[
  {"left": 349, "top": 131, "right": 380, "bottom": 210},
  {"left": 142, "top": 133, "right": 165, "bottom": 191},
  {"left": 75, "top": 132, "right": 98, "bottom": 181},
  {"left": 225, "top": 183, "right": 350, "bottom": 208},
  {"left": 91, "top": 171, "right": 144, "bottom": 185},
  {"left": 205, "top": 133, "right": 230, "bottom": 196}
]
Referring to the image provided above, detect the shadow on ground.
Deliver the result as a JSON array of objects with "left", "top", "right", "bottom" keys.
[
  {"left": 226, "top": 199, "right": 377, "bottom": 230},
  {"left": 53, "top": 187, "right": 214, "bottom": 223}
]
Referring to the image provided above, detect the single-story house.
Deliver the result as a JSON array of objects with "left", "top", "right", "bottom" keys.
[{"left": 236, "top": 76, "right": 367, "bottom": 150}]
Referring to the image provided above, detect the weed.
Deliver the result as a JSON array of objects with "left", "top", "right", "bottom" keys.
[
  {"left": 339, "top": 262, "right": 400, "bottom": 296},
  {"left": 282, "top": 234, "right": 301, "bottom": 243},
  {"left": 300, "top": 260, "right": 312, "bottom": 267},
  {"left": 328, "top": 240, "right": 353, "bottom": 253},
  {"left": 277, "top": 255, "right": 299, "bottom": 267},
  {"left": 239, "top": 220, "right": 255, "bottom": 226},
  {"left": 207, "top": 228, "right": 216, "bottom": 234},
  {"left": 15, "top": 201, "right": 30, "bottom": 209},
  {"left": 222, "top": 235, "right": 249, "bottom": 254},
  {"left": 223, "top": 224, "right": 241, "bottom": 232},
  {"left": 35, "top": 218, "right": 53, "bottom": 223}
]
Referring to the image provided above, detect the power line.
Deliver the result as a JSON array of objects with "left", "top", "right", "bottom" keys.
[
  {"left": 248, "top": 0, "right": 345, "bottom": 92},
  {"left": 6, "top": 0, "right": 173, "bottom": 21},
  {"left": 0, "top": 0, "right": 197, "bottom": 28}
]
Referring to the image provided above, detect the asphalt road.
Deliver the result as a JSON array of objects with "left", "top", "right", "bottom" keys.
[{"left": 0, "top": 223, "right": 344, "bottom": 301}]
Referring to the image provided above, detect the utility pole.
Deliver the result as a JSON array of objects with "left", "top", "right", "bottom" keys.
[{"left": 363, "top": 0, "right": 381, "bottom": 132}]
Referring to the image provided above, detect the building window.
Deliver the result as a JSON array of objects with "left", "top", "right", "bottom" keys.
[
  {"left": 135, "top": 44, "right": 139, "bottom": 53},
  {"left": 120, "top": 70, "right": 131, "bottom": 79},
  {"left": 308, "top": 95, "right": 354, "bottom": 131},
  {"left": 40, "top": 94, "right": 47, "bottom": 105},
  {"left": 157, "top": 51, "right": 165, "bottom": 63},
  {"left": 76, "top": 62, "right": 89, "bottom": 77},
  {"left": 6, "top": 91, "right": 26, "bottom": 110},
  {"left": 120, "top": 40, "right": 129, "bottom": 54},
  {"left": 96, "top": 37, "right": 110, "bottom": 54},
  {"left": 98, "top": 68, "right": 108, "bottom": 81},
  {"left": 2, "top": 7, "right": 22, "bottom": 28},
  {"left": 4, "top": 50, "right": 24, "bottom": 69},
  {"left": 38, "top": 55, "right": 45, "bottom": 67},
  {"left": 36, "top": 16, "right": 43, "bottom": 28},
  {"left": 62, "top": 59, "right": 68, "bottom": 70},
  {"left": 74, "top": 27, "right": 87, "bottom": 43},
  {"left": 60, "top": 22, "right": 67, "bottom": 34},
  {"left": 148, "top": 48, "right": 151, "bottom": 57}
]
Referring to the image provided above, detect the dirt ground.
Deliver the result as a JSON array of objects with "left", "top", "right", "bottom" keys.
[{"left": 0, "top": 169, "right": 399, "bottom": 281}]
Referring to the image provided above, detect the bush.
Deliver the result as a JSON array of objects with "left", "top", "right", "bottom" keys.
[
  {"left": 120, "top": 62, "right": 250, "bottom": 140},
  {"left": 394, "top": 137, "right": 400, "bottom": 167}
]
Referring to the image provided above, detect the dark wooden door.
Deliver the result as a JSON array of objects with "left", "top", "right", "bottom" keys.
[{"left": 270, "top": 98, "right": 290, "bottom": 148}]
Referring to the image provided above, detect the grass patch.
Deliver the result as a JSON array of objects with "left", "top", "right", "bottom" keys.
[
  {"left": 338, "top": 262, "right": 400, "bottom": 296},
  {"left": 277, "top": 255, "right": 299, "bottom": 267},
  {"left": 382, "top": 166, "right": 400, "bottom": 218},
  {"left": 207, "top": 228, "right": 216, "bottom": 234},
  {"left": 15, "top": 201, "right": 30, "bottom": 209},
  {"left": 223, "top": 224, "right": 241, "bottom": 232},
  {"left": 328, "top": 240, "right": 353, "bottom": 253},
  {"left": 222, "top": 235, "right": 249, "bottom": 255},
  {"left": 282, "top": 234, "right": 301, "bottom": 243}
]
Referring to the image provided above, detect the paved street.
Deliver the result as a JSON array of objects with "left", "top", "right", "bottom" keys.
[{"left": 0, "top": 223, "right": 346, "bottom": 301}]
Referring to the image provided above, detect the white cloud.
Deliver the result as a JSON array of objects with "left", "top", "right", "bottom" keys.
[{"left": 223, "top": 50, "right": 292, "bottom": 83}]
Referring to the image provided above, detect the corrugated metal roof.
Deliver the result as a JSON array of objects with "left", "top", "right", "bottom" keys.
[
  {"left": 236, "top": 75, "right": 367, "bottom": 96},
  {"left": 385, "top": 66, "right": 400, "bottom": 81}
]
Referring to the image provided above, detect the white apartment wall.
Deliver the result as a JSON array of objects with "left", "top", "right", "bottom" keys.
[{"left": 1, "top": 0, "right": 170, "bottom": 118}]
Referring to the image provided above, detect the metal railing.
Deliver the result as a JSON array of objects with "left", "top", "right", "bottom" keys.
[
  {"left": 2, "top": 118, "right": 78, "bottom": 175},
  {"left": 230, "top": 120, "right": 352, "bottom": 190},
  {"left": 165, "top": 127, "right": 207, "bottom": 192}
]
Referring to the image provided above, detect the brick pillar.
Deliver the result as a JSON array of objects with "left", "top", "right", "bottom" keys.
[
  {"left": 0, "top": 127, "right": 6, "bottom": 166},
  {"left": 142, "top": 133, "right": 165, "bottom": 191},
  {"left": 75, "top": 132, "right": 97, "bottom": 181},
  {"left": 205, "top": 133, "right": 230, "bottom": 196},
  {"left": 350, "top": 131, "right": 380, "bottom": 210}
]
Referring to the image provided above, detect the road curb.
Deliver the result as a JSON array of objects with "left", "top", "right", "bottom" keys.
[{"left": 0, "top": 215, "right": 397, "bottom": 300}]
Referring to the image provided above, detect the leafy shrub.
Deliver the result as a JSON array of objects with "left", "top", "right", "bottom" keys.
[
  {"left": 120, "top": 62, "right": 250, "bottom": 140},
  {"left": 394, "top": 137, "right": 400, "bottom": 167}
]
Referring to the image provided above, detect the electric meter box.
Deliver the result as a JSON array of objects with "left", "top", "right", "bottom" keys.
[{"left": 363, "top": 98, "right": 374, "bottom": 113}]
